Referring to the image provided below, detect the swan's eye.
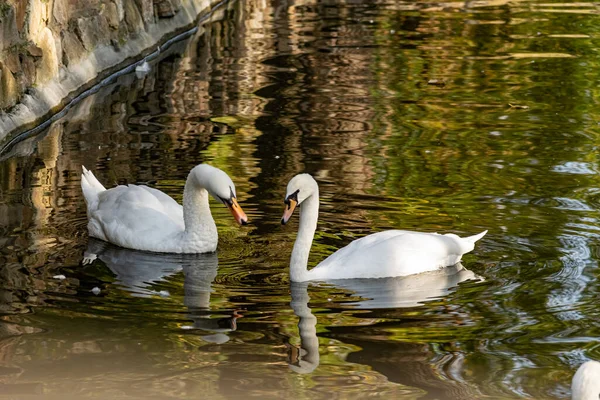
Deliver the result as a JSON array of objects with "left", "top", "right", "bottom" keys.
[
  {"left": 218, "top": 196, "right": 233, "bottom": 206},
  {"left": 284, "top": 189, "right": 300, "bottom": 208}
]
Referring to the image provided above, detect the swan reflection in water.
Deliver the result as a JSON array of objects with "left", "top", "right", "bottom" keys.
[
  {"left": 83, "top": 238, "right": 240, "bottom": 344},
  {"left": 287, "top": 264, "right": 483, "bottom": 374}
]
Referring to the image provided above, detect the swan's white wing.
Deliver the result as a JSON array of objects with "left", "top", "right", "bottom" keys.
[
  {"left": 137, "top": 185, "right": 183, "bottom": 222},
  {"left": 312, "top": 231, "right": 471, "bottom": 280},
  {"left": 88, "top": 185, "right": 184, "bottom": 249}
]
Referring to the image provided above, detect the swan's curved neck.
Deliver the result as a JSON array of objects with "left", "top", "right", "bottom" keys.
[
  {"left": 182, "top": 173, "right": 217, "bottom": 242},
  {"left": 290, "top": 190, "right": 319, "bottom": 282}
]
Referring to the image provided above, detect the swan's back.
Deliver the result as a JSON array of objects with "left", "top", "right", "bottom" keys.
[
  {"left": 86, "top": 183, "right": 185, "bottom": 251},
  {"left": 96, "top": 184, "right": 182, "bottom": 223},
  {"left": 311, "top": 230, "right": 486, "bottom": 280}
]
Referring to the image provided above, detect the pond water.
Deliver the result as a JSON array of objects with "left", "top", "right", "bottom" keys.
[{"left": 1, "top": 0, "right": 600, "bottom": 398}]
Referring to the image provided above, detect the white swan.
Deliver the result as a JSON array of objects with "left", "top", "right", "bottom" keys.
[
  {"left": 572, "top": 361, "right": 600, "bottom": 400},
  {"left": 281, "top": 174, "right": 487, "bottom": 282},
  {"left": 81, "top": 164, "right": 247, "bottom": 253}
]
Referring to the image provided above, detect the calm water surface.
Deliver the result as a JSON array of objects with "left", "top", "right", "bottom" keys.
[{"left": 1, "top": 0, "right": 600, "bottom": 398}]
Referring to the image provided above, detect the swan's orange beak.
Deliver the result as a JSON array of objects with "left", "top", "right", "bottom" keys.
[
  {"left": 227, "top": 197, "right": 248, "bottom": 225},
  {"left": 281, "top": 199, "right": 298, "bottom": 225}
]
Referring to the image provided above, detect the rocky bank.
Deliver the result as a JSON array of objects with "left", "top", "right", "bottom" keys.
[{"left": 0, "top": 0, "right": 220, "bottom": 144}]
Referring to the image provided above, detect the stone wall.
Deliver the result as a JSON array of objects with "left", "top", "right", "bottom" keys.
[{"left": 0, "top": 0, "right": 220, "bottom": 144}]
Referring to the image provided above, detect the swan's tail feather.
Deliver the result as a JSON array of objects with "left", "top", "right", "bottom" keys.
[
  {"left": 81, "top": 165, "right": 106, "bottom": 207},
  {"left": 465, "top": 230, "right": 487, "bottom": 243}
]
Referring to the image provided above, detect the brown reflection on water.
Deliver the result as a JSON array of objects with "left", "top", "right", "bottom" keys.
[{"left": 262, "top": 3, "right": 379, "bottom": 193}]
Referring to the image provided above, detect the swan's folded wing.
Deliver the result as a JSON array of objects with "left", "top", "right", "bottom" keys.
[
  {"left": 316, "top": 230, "right": 415, "bottom": 268},
  {"left": 138, "top": 185, "right": 183, "bottom": 222},
  {"left": 314, "top": 231, "right": 467, "bottom": 279},
  {"left": 89, "top": 185, "right": 184, "bottom": 248}
]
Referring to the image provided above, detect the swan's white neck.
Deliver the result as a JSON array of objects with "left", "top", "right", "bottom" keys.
[
  {"left": 182, "top": 173, "right": 217, "bottom": 246},
  {"left": 290, "top": 190, "right": 319, "bottom": 282}
]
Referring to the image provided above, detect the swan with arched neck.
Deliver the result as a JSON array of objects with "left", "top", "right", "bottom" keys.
[
  {"left": 81, "top": 164, "right": 247, "bottom": 253},
  {"left": 281, "top": 174, "right": 486, "bottom": 282}
]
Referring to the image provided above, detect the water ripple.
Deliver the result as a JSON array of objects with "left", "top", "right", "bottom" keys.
[
  {"left": 546, "top": 234, "right": 595, "bottom": 321},
  {"left": 553, "top": 161, "right": 597, "bottom": 175}
]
